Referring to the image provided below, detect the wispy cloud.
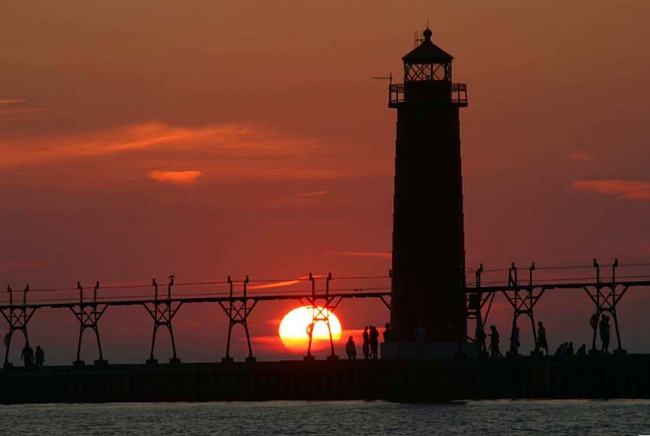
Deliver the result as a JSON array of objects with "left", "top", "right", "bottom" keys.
[
  {"left": 0, "top": 99, "right": 45, "bottom": 121},
  {"left": 1, "top": 122, "right": 356, "bottom": 184},
  {"left": 249, "top": 279, "right": 303, "bottom": 290},
  {"left": 0, "top": 99, "right": 27, "bottom": 105},
  {"left": 248, "top": 275, "right": 326, "bottom": 291},
  {"left": 148, "top": 170, "right": 202, "bottom": 185},
  {"left": 572, "top": 179, "right": 650, "bottom": 201}
]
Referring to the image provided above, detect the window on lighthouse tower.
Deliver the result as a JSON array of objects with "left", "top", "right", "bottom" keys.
[{"left": 405, "top": 62, "right": 449, "bottom": 81}]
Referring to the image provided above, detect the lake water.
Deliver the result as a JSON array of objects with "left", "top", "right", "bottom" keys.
[{"left": 1, "top": 399, "right": 649, "bottom": 435}]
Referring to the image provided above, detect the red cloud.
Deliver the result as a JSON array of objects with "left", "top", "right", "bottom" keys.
[
  {"left": 572, "top": 179, "right": 650, "bottom": 201},
  {"left": 147, "top": 170, "right": 202, "bottom": 185}
]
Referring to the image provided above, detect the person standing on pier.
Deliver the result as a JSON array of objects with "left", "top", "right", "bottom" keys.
[
  {"left": 362, "top": 326, "right": 370, "bottom": 359},
  {"left": 345, "top": 336, "right": 357, "bottom": 360},
  {"left": 383, "top": 323, "right": 391, "bottom": 343},
  {"left": 21, "top": 342, "right": 34, "bottom": 367},
  {"left": 35, "top": 345, "right": 45, "bottom": 367},
  {"left": 369, "top": 325, "right": 379, "bottom": 359},
  {"left": 509, "top": 324, "right": 520, "bottom": 356}
]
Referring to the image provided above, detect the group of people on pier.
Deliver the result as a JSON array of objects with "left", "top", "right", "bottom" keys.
[
  {"left": 478, "top": 311, "right": 614, "bottom": 358},
  {"left": 19, "top": 342, "right": 45, "bottom": 367},
  {"left": 1, "top": 333, "right": 45, "bottom": 368},
  {"left": 591, "top": 313, "right": 611, "bottom": 353},
  {"left": 345, "top": 323, "right": 390, "bottom": 360}
]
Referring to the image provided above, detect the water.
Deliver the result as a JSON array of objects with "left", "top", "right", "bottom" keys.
[{"left": 2, "top": 399, "right": 649, "bottom": 435}]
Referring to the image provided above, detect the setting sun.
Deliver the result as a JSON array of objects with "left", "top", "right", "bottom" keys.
[{"left": 279, "top": 306, "right": 342, "bottom": 353}]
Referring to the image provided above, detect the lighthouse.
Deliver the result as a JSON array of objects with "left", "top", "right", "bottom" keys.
[{"left": 383, "top": 28, "right": 471, "bottom": 358}]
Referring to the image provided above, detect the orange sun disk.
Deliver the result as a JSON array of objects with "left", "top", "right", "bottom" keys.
[{"left": 279, "top": 306, "right": 342, "bottom": 353}]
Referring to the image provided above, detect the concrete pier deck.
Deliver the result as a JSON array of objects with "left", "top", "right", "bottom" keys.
[{"left": 2, "top": 354, "right": 649, "bottom": 404}]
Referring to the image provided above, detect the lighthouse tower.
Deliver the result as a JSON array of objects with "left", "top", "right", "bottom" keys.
[{"left": 383, "top": 29, "right": 471, "bottom": 358}]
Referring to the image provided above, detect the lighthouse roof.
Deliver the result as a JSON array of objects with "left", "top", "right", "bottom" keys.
[{"left": 402, "top": 28, "right": 453, "bottom": 63}]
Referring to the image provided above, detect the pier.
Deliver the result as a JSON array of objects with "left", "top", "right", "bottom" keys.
[{"left": 2, "top": 354, "right": 650, "bottom": 404}]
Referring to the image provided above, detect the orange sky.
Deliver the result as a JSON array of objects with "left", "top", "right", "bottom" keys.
[{"left": 2, "top": 1, "right": 650, "bottom": 364}]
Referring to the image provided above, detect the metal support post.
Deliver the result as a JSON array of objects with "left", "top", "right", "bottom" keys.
[
  {"left": 501, "top": 262, "right": 545, "bottom": 356},
  {"left": 301, "top": 273, "right": 341, "bottom": 361},
  {"left": 585, "top": 258, "right": 626, "bottom": 354},
  {"left": 219, "top": 276, "right": 257, "bottom": 363},
  {"left": 70, "top": 281, "right": 107, "bottom": 366},
  {"left": 143, "top": 275, "right": 182, "bottom": 364},
  {"left": 1, "top": 285, "right": 37, "bottom": 368},
  {"left": 466, "top": 264, "right": 494, "bottom": 356}
]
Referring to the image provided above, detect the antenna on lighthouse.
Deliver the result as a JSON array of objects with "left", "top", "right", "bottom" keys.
[
  {"left": 372, "top": 73, "right": 393, "bottom": 85},
  {"left": 413, "top": 30, "right": 424, "bottom": 47}
]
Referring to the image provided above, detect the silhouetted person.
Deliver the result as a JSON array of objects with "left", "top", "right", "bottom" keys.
[
  {"left": 369, "top": 325, "right": 379, "bottom": 359},
  {"left": 362, "top": 326, "right": 370, "bottom": 359},
  {"left": 21, "top": 342, "right": 33, "bottom": 367},
  {"left": 35, "top": 345, "right": 44, "bottom": 367},
  {"left": 555, "top": 342, "right": 567, "bottom": 357},
  {"left": 383, "top": 323, "right": 391, "bottom": 342},
  {"left": 536, "top": 321, "right": 548, "bottom": 355},
  {"left": 345, "top": 336, "right": 357, "bottom": 360},
  {"left": 567, "top": 342, "right": 574, "bottom": 356},
  {"left": 576, "top": 343, "right": 587, "bottom": 356},
  {"left": 414, "top": 325, "right": 426, "bottom": 359},
  {"left": 509, "top": 324, "right": 520, "bottom": 356},
  {"left": 489, "top": 325, "right": 502, "bottom": 357},
  {"left": 600, "top": 314, "right": 611, "bottom": 353}
]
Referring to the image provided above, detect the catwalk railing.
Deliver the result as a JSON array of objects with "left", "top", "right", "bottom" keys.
[
  {"left": 466, "top": 259, "right": 650, "bottom": 357},
  {"left": 3, "top": 259, "right": 650, "bottom": 367},
  {"left": 0, "top": 273, "right": 391, "bottom": 368}
]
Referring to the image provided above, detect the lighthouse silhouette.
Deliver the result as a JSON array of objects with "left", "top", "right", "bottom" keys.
[{"left": 382, "top": 28, "right": 474, "bottom": 359}]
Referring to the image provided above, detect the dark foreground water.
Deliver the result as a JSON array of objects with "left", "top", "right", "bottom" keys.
[{"left": 1, "top": 399, "right": 649, "bottom": 435}]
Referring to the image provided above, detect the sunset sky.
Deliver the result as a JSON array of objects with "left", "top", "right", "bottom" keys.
[{"left": 2, "top": 1, "right": 650, "bottom": 364}]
